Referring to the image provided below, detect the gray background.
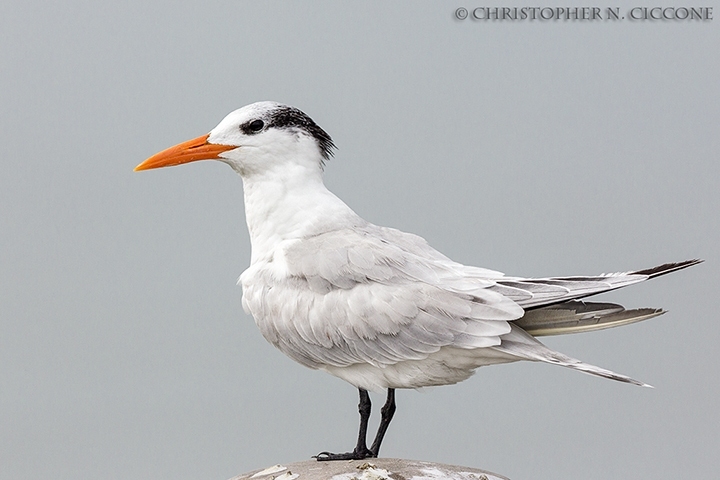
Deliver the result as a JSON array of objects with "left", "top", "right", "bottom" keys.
[{"left": 1, "top": 2, "right": 718, "bottom": 479}]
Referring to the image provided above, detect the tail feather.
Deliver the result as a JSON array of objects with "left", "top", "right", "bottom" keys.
[
  {"left": 490, "top": 260, "right": 703, "bottom": 387},
  {"left": 539, "top": 350, "right": 652, "bottom": 387},
  {"left": 494, "top": 325, "right": 651, "bottom": 387}
]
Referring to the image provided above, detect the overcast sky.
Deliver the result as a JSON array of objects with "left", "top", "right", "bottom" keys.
[{"left": 1, "top": 2, "right": 718, "bottom": 479}]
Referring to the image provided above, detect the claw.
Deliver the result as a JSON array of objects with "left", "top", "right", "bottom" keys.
[{"left": 313, "top": 447, "right": 375, "bottom": 461}]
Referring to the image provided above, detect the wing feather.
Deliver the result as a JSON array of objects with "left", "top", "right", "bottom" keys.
[{"left": 241, "top": 226, "right": 521, "bottom": 369}]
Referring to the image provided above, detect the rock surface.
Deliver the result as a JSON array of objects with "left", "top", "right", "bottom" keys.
[{"left": 230, "top": 458, "right": 509, "bottom": 480}]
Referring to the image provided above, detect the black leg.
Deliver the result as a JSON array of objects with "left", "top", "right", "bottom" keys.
[
  {"left": 369, "top": 388, "right": 396, "bottom": 456},
  {"left": 354, "top": 389, "right": 372, "bottom": 455},
  {"left": 314, "top": 388, "right": 375, "bottom": 461}
]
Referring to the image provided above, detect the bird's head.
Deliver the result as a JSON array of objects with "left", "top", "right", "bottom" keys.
[{"left": 135, "top": 102, "right": 335, "bottom": 177}]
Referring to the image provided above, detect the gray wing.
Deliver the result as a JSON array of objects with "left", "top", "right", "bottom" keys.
[
  {"left": 265, "top": 225, "right": 522, "bottom": 369},
  {"left": 515, "top": 300, "right": 664, "bottom": 336},
  {"left": 490, "top": 260, "right": 702, "bottom": 309},
  {"left": 267, "top": 225, "right": 698, "bottom": 373}
]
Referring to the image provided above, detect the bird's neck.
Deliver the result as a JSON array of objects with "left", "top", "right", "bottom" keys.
[{"left": 241, "top": 165, "right": 358, "bottom": 264}]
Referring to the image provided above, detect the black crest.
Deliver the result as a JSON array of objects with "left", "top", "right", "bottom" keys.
[{"left": 266, "top": 106, "right": 336, "bottom": 162}]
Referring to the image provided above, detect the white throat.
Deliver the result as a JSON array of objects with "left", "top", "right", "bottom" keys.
[{"left": 240, "top": 161, "right": 359, "bottom": 265}]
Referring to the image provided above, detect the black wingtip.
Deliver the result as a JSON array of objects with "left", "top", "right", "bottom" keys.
[{"left": 631, "top": 259, "right": 703, "bottom": 279}]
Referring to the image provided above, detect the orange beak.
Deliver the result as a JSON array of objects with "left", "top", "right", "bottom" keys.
[{"left": 134, "top": 134, "right": 237, "bottom": 171}]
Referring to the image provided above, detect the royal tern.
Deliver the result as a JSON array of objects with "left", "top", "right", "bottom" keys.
[{"left": 135, "top": 102, "right": 700, "bottom": 461}]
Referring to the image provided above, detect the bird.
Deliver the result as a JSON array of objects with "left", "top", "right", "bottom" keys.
[{"left": 135, "top": 101, "right": 701, "bottom": 461}]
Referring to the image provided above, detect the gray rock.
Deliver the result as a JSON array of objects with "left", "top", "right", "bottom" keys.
[{"left": 230, "top": 458, "right": 509, "bottom": 480}]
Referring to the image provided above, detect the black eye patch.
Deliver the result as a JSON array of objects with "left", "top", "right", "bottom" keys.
[{"left": 241, "top": 119, "right": 265, "bottom": 134}]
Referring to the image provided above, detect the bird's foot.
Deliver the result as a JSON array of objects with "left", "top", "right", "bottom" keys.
[{"left": 313, "top": 447, "right": 376, "bottom": 461}]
